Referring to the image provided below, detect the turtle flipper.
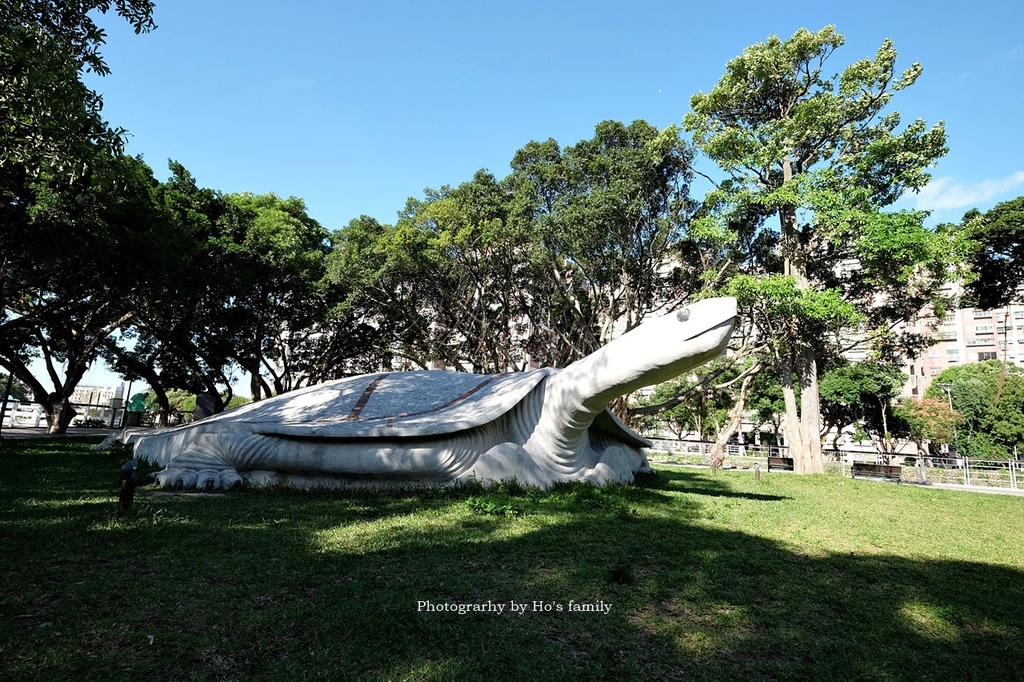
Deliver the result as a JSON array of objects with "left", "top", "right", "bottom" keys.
[
  {"left": 155, "top": 433, "right": 270, "bottom": 490},
  {"left": 578, "top": 445, "right": 641, "bottom": 485}
]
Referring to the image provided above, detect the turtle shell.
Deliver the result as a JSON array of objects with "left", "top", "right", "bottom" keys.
[
  {"left": 165, "top": 369, "right": 649, "bottom": 447},
  {"left": 251, "top": 369, "right": 552, "bottom": 438}
]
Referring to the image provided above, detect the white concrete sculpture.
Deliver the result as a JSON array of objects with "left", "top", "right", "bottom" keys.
[{"left": 132, "top": 297, "right": 736, "bottom": 489}]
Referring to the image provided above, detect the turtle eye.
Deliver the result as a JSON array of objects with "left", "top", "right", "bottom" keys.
[{"left": 676, "top": 308, "right": 690, "bottom": 323}]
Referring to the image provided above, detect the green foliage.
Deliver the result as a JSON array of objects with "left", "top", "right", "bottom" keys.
[
  {"left": 926, "top": 361, "right": 1024, "bottom": 458},
  {"left": 819, "top": 361, "right": 908, "bottom": 452},
  {"left": 959, "top": 196, "right": 1024, "bottom": 309},
  {"left": 331, "top": 120, "right": 697, "bottom": 372},
  {"left": 1, "top": 153, "right": 177, "bottom": 431},
  {"left": 895, "top": 397, "right": 963, "bottom": 450},
  {"left": 728, "top": 273, "right": 862, "bottom": 345},
  {"left": 0, "top": 1, "right": 155, "bottom": 178},
  {"left": 683, "top": 25, "right": 951, "bottom": 470}
]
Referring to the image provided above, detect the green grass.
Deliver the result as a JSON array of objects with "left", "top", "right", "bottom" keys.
[{"left": 2, "top": 439, "right": 1023, "bottom": 681}]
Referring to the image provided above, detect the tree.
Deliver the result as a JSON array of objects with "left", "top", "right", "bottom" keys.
[
  {"left": 958, "top": 196, "right": 1024, "bottom": 309},
  {"left": 818, "top": 361, "right": 908, "bottom": 459},
  {"left": 926, "top": 360, "right": 1024, "bottom": 459},
  {"left": 218, "top": 192, "right": 331, "bottom": 399},
  {"left": 0, "top": 2, "right": 155, "bottom": 432},
  {"left": 0, "top": 154, "right": 172, "bottom": 432},
  {"left": 508, "top": 120, "right": 697, "bottom": 366},
  {"left": 684, "top": 26, "right": 951, "bottom": 473},
  {"left": 331, "top": 172, "right": 542, "bottom": 373},
  {"left": 896, "top": 397, "right": 963, "bottom": 458},
  {"left": 100, "top": 161, "right": 241, "bottom": 423},
  {"left": 332, "top": 120, "right": 699, "bottom": 381}
]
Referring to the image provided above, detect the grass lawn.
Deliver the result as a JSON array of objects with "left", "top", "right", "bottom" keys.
[{"left": 2, "top": 438, "right": 1023, "bottom": 681}]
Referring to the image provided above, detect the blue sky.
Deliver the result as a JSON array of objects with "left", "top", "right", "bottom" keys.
[
  {"left": 72, "top": 0, "right": 1024, "bottom": 391},
  {"left": 87, "top": 0, "right": 1024, "bottom": 231}
]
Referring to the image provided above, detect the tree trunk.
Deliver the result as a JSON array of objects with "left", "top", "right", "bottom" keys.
[
  {"left": 47, "top": 398, "right": 77, "bottom": 434},
  {"left": 779, "top": 353, "right": 808, "bottom": 472},
  {"left": 151, "top": 384, "right": 171, "bottom": 428},
  {"left": 710, "top": 374, "right": 754, "bottom": 469},
  {"left": 250, "top": 315, "right": 265, "bottom": 402},
  {"left": 800, "top": 346, "right": 824, "bottom": 473},
  {"left": 776, "top": 161, "right": 825, "bottom": 475}
]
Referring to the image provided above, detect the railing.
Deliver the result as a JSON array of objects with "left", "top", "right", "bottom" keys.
[
  {"left": 646, "top": 440, "right": 1024, "bottom": 490},
  {"left": 1, "top": 402, "right": 196, "bottom": 429},
  {"left": 646, "top": 440, "right": 791, "bottom": 470},
  {"left": 904, "top": 457, "right": 1023, "bottom": 489}
]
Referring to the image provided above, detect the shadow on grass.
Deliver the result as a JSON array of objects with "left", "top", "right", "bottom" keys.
[
  {"left": 658, "top": 468, "right": 791, "bottom": 502},
  {"left": 1, "top": 440, "right": 1022, "bottom": 681}
]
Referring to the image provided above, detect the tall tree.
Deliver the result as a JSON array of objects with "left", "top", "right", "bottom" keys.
[
  {"left": 819, "top": 361, "right": 907, "bottom": 458},
  {"left": 100, "top": 161, "right": 241, "bottom": 422},
  {"left": 958, "top": 196, "right": 1024, "bottom": 309},
  {"left": 338, "top": 171, "right": 541, "bottom": 373},
  {"left": 684, "top": 26, "right": 950, "bottom": 472},
  {"left": 0, "top": 154, "right": 169, "bottom": 431},
  {"left": 0, "top": 1, "right": 155, "bottom": 431},
  {"left": 508, "top": 120, "right": 696, "bottom": 366},
  {"left": 217, "top": 193, "right": 330, "bottom": 399},
  {"left": 926, "top": 360, "right": 1024, "bottom": 459},
  {"left": 333, "top": 120, "right": 698, "bottom": 378}
]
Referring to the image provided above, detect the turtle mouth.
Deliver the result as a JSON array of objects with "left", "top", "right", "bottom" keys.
[
  {"left": 683, "top": 317, "right": 735, "bottom": 344},
  {"left": 675, "top": 297, "right": 737, "bottom": 347}
]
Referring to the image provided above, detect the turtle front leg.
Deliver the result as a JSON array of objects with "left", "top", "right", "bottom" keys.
[
  {"left": 155, "top": 433, "right": 272, "bottom": 490},
  {"left": 579, "top": 445, "right": 644, "bottom": 485}
]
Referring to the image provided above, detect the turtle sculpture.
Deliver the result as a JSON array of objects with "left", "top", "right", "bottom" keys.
[{"left": 131, "top": 297, "right": 737, "bottom": 489}]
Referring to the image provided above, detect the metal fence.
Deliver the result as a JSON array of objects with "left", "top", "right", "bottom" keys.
[
  {"left": 897, "top": 457, "right": 1024, "bottom": 489},
  {"left": 646, "top": 440, "right": 1024, "bottom": 491}
]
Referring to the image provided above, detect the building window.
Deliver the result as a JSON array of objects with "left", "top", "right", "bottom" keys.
[
  {"left": 974, "top": 311, "right": 993, "bottom": 319},
  {"left": 975, "top": 325, "right": 994, "bottom": 333},
  {"left": 978, "top": 351, "right": 998, "bottom": 360}
]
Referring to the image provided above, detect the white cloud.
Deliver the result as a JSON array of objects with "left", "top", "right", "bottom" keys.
[{"left": 915, "top": 171, "right": 1024, "bottom": 211}]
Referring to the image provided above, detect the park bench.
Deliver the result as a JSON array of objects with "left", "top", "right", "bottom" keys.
[
  {"left": 767, "top": 456, "right": 794, "bottom": 472},
  {"left": 851, "top": 462, "right": 902, "bottom": 483}
]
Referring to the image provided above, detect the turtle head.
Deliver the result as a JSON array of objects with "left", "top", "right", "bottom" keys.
[
  {"left": 558, "top": 297, "right": 738, "bottom": 413},
  {"left": 630, "top": 296, "right": 738, "bottom": 388}
]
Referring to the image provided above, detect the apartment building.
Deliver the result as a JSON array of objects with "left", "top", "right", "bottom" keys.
[{"left": 904, "top": 300, "right": 1024, "bottom": 398}]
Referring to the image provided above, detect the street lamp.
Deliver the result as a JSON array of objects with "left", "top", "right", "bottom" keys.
[
  {"left": 935, "top": 381, "right": 953, "bottom": 410},
  {"left": 934, "top": 381, "right": 956, "bottom": 461}
]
